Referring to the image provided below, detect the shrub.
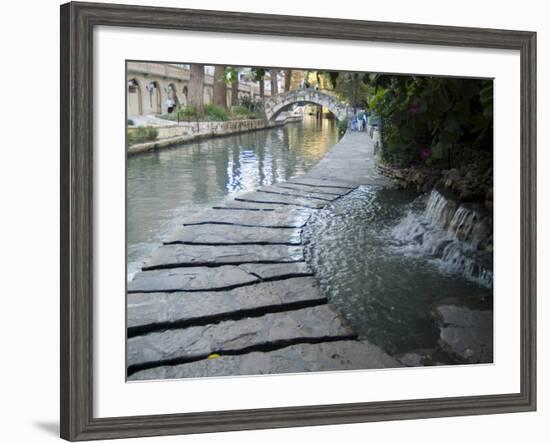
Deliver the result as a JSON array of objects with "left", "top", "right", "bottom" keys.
[
  {"left": 127, "top": 119, "right": 135, "bottom": 126},
  {"left": 369, "top": 75, "right": 493, "bottom": 167},
  {"left": 203, "top": 104, "right": 228, "bottom": 121},
  {"left": 337, "top": 118, "right": 348, "bottom": 134},
  {"left": 176, "top": 105, "right": 197, "bottom": 121},
  {"left": 230, "top": 105, "right": 255, "bottom": 120},
  {"left": 238, "top": 95, "right": 264, "bottom": 114},
  {"left": 127, "top": 126, "right": 158, "bottom": 146}
]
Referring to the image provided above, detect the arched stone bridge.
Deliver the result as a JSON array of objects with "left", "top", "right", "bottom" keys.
[{"left": 264, "top": 90, "right": 352, "bottom": 122}]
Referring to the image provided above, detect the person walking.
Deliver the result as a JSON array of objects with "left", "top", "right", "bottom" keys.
[
  {"left": 357, "top": 109, "right": 365, "bottom": 131},
  {"left": 166, "top": 96, "right": 175, "bottom": 114}
]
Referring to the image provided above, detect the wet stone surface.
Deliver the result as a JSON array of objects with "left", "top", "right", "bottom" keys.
[
  {"left": 165, "top": 224, "right": 303, "bottom": 245},
  {"left": 128, "top": 266, "right": 259, "bottom": 292},
  {"left": 127, "top": 304, "right": 356, "bottom": 368},
  {"left": 212, "top": 200, "right": 291, "bottom": 211},
  {"left": 127, "top": 277, "right": 325, "bottom": 331},
  {"left": 142, "top": 244, "right": 304, "bottom": 269},
  {"left": 127, "top": 132, "right": 407, "bottom": 379},
  {"left": 274, "top": 182, "right": 352, "bottom": 196},
  {"left": 181, "top": 208, "right": 312, "bottom": 228},
  {"left": 238, "top": 262, "right": 313, "bottom": 279},
  {"left": 129, "top": 340, "right": 401, "bottom": 380},
  {"left": 435, "top": 304, "right": 493, "bottom": 363},
  {"left": 257, "top": 185, "right": 340, "bottom": 201},
  {"left": 235, "top": 191, "right": 326, "bottom": 209}
]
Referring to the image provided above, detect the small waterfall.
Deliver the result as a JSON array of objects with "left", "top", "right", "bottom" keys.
[{"left": 391, "top": 188, "right": 493, "bottom": 288}]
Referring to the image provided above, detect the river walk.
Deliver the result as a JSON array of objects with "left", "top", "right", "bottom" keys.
[{"left": 127, "top": 130, "right": 400, "bottom": 380}]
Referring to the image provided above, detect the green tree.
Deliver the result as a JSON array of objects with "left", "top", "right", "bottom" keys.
[
  {"left": 284, "top": 69, "right": 292, "bottom": 92},
  {"left": 270, "top": 68, "right": 279, "bottom": 96},
  {"left": 213, "top": 65, "right": 227, "bottom": 109},
  {"left": 251, "top": 68, "right": 267, "bottom": 98},
  {"left": 334, "top": 72, "right": 371, "bottom": 111},
  {"left": 225, "top": 67, "right": 241, "bottom": 106},
  {"left": 188, "top": 64, "right": 205, "bottom": 114}
]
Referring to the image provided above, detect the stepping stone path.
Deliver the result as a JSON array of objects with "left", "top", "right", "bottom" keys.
[{"left": 128, "top": 131, "right": 398, "bottom": 380}]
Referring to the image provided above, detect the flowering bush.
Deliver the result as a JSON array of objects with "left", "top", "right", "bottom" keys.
[{"left": 369, "top": 75, "right": 493, "bottom": 167}]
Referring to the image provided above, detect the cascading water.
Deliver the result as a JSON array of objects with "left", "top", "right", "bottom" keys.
[
  {"left": 390, "top": 188, "right": 493, "bottom": 288},
  {"left": 304, "top": 185, "right": 493, "bottom": 363}
]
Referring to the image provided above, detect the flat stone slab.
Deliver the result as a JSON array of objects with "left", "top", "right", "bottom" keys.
[
  {"left": 143, "top": 244, "right": 304, "bottom": 270},
  {"left": 274, "top": 182, "right": 352, "bottom": 196},
  {"left": 128, "top": 266, "right": 259, "bottom": 292},
  {"left": 257, "top": 186, "right": 339, "bottom": 201},
  {"left": 129, "top": 340, "right": 400, "bottom": 380},
  {"left": 182, "top": 208, "right": 311, "bottom": 228},
  {"left": 127, "top": 277, "right": 324, "bottom": 331},
  {"left": 165, "top": 224, "right": 302, "bottom": 245},
  {"left": 238, "top": 262, "right": 312, "bottom": 279},
  {"left": 235, "top": 192, "right": 326, "bottom": 209},
  {"left": 213, "top": 201, "right": 288, "bottom": 211},
  {"left": 287, "top": 177, "right": 356, "bottom": 189},
  {"left": 435, "top": 305, "right": 493, "bottom": 364},
  {"left": 127, "top": 304, "right": 356, "bottom": 368}
]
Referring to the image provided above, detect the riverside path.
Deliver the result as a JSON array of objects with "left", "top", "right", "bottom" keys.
[{"left": 127, "top": 130, "right": 399, "bottom": 380}]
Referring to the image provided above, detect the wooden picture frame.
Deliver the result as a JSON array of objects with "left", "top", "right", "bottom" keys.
[{"left": 60, "top": 1, "right": 536, "bottom": 440}]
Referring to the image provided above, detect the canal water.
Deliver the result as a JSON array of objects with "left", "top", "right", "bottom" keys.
[
  {"left": 128, "top": 117, "right": 492, "bottom": 362},
  {"left": 303, "top": 186, "right": 492, "bottom": 359},
  {"left": 127, "top": 116, "right": 340, "bottom": 279}
]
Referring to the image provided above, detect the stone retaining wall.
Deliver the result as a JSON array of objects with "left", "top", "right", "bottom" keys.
[{"left": 128, "top": 114, "right": 302, "bottom": 155}]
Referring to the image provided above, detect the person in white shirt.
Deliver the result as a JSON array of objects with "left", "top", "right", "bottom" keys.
[{"left": 166, "top": 97, "right": 175, "bottom": 114}]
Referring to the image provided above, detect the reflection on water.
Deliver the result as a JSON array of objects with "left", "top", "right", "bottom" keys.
[
  {"left": 303, "top": 186, "right": 492, "bottom": 356},
  {"left": 127, "top": 116, "right": 339, "bottom": 279}
]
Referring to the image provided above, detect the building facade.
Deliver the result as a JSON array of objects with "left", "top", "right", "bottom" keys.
[{"left": 127, "top": 62, "right": 283, "bottom": 117}]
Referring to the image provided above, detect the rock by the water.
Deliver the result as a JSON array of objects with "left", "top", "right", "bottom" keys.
[{"left": 435, "top": 304, "right": 493, "bottom": 364}]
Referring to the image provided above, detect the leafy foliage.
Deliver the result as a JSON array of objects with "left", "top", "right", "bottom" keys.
[
  {"left": 127, "top": 126, "right": 158, "bottom": 146},
  {"left": 250, "top": 67, "right": 267, "bottom": 82},
  {"left": 333, "top": 72, "right": 372, "bottom": 110},
  {"left": 177, "top": 105, "right": 197, "bottom": 121},
  {"left": 238, "top": 95, "right": 264, "bottom": 114},
  {"left": 337, "top": 118, "right": 349, "bottom": 135},
  {"left": 368, "top": 74, "right": 493, "bottom": 166},
  {"left": 230, "top": 105, "right": 256, "bottom": 120},
  {"left": 203, "top": 104, "right": 228, "bottom": 121}
]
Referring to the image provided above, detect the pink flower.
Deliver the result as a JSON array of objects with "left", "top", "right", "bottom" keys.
[
  {"left": 420, "top": 147, "right": 432, "bottom": 161},
  {"left": 410, "top": 102, "right": 421, "bottom": 114}
]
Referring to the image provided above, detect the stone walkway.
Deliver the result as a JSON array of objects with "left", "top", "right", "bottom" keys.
[
  {"left": 130, "top": 114, "right": 178, "bottom": 127},
  {"left": 127, "top": 131, "right": 398, "bottom": 380}
]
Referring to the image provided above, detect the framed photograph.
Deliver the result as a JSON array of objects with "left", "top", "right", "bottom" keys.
[{"left": 60, "top": 1, "right": 536, "bottom": 440}]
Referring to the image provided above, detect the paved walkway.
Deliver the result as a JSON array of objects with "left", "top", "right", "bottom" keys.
[
  {"left": 129, "top": 114, "right": 178, "bottom": 127},
  {"left": 127, "top": 131, "right": 397, "bottom": 380}
]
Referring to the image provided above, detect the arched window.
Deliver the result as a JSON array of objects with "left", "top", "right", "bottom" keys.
[
  {"left": 146, "top": 81, "right": 162, "bottom": 114},
  {"left": 127, "top": 78, "right": 143, "bottom": 116}
]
